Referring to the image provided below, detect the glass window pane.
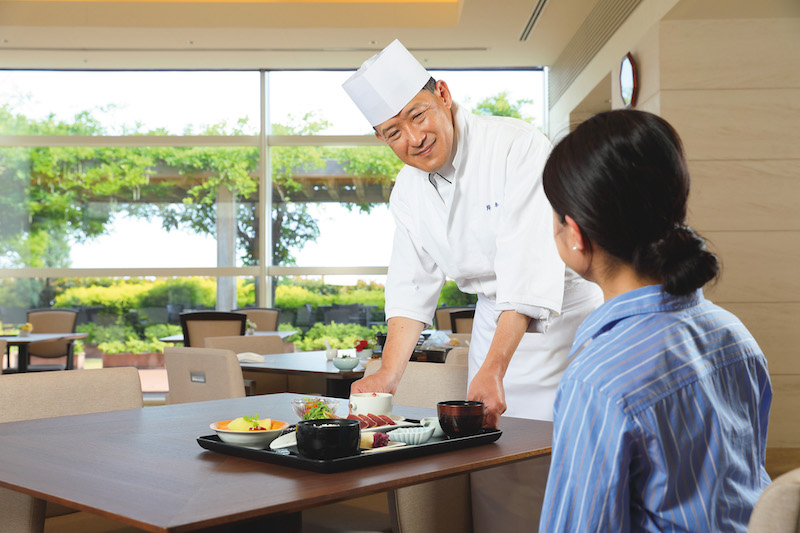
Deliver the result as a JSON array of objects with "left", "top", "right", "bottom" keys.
[
  {"left": 0, "top": 71, "right": 260, "bottom": 136},
  {"left": 0, "top": 146, "right": 260, "bottom": 269},
  {"left": 270, "top": 144, "right": 397, "bottom": 267}
]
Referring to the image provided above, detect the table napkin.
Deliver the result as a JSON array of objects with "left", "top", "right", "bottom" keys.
[{"left": 236, "top": 352, "right": 265, "bottom": 363}]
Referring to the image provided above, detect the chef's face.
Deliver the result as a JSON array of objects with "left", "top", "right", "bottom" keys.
[{"left": 374, "top": 80, "right": 455, "bottom": 174}]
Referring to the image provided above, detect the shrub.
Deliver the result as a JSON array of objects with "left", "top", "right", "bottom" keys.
[{"left": 292, "top": 322, "right": 386, "bottom": 351}]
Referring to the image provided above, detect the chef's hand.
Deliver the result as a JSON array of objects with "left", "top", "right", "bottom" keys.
[
  {"left": 467, "top": 366, "right": 506, "bottom": 429},
  {"left": 350, "top": 370, "right": 398, "bottom": 396}
]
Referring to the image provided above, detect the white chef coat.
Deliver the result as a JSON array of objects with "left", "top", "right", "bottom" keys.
[{"left": 385, "top": 103, "right": 601, "bottom": 418}]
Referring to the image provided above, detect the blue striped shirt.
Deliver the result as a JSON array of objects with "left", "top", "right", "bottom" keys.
[{"left": 540, "top": 285, "right": 772, "bottom": 532}]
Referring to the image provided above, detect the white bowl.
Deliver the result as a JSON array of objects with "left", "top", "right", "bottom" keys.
[
  {"left": 386, "top": 425, "right": 435, "bottom": 445},
  {"left": 210, "top": 420, "right": 289, "bottom": 449},
  {"left": 332, "top": 357, "right": 359, "bottom": 371}
]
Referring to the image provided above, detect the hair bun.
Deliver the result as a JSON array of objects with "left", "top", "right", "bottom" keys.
[{"left": 633, "top": 225, "right": 719, "bottom": 295}]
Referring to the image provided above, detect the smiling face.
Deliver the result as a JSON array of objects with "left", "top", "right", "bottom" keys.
[{"left": 374, "top": 80, "right": 456, "bottom": 173}]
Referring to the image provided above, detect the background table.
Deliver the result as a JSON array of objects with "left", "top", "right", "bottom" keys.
[
  {"left": 0, "top": 393, "right": 552, "bottom": 532},
  {"left": 158, "top": 330, "right": 297, "bottom": 344},
  {"left": 1, "top": 332, "right": 89, "bottom": 373},
  {"left": 240, "top": 350, "right": 366, "bottom": 397}
]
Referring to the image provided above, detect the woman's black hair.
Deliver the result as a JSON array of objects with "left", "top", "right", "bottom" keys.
[{"left": 542, "top": 109, "right": 719, "bottom": 296}]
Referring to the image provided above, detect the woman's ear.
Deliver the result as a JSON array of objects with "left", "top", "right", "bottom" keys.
[{"left": 564, "top": 215, "right": 586, "bottom": 251}]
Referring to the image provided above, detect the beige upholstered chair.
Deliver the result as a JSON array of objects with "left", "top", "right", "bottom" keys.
[
  {"left": 0, "top": 368, "right": 144, "bottom": 533},
  {"left": 304, "top": 360, "right": 472, "bottom": 533},
  {"left": 25, "top": 308, "right": 79, "bottom": 371},
  {"left": 445, "top": 346, "right": 470, "bottom": 366},
  {"left": 179, "top": 311, "right": 246, "bottom": 347},
  {"left": 231, "top": 307, "right": 280, "bottom": 331},
  {"left": 748, "top": 466, "right": 800, "bottom": 533},
  {"left": 449, "top": 309, "right": 475, "bottom": 334},
  {"left": 203, "top": 335, "right": 290, "bottom": 395},
  {"left": 163, "top": 346, "right": 246, "bottom": 404},
  {"left": 434, "top": 306, "right": 473, "bottom": 332}
]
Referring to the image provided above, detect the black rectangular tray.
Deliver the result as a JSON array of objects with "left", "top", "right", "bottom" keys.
[{"left": 197, "top": 427, "right": 502, "bottom": 473}]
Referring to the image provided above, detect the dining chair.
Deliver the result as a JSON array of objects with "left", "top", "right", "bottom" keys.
[
  {"left": 433, "top": 306, "right": 473, "bottom": 332},
  {"left": 163, "top": 346, "right": 246, "bottom": 404},
  {"left": 203, "top": 335, "right": 290, "bottom": 395},
  {"left": 748, "top": 466, "right": 800, "bottom": 533},
  {"left": 179, "top": 311, "right": 246, "bottom": 347},
  {"left": 231, "top": 307, "right": 280, "bottom": 331},
  {"left": 0, "top": 367, "right": 144, "bottom": 533},
  {"left": 303, "top": 360, "right": 472, "bottom": 533},
  {"left": 449, "top": 309, "right": 476, "bottom": 334},
  {"left": 24, "top": 308, "right": 79, "bottom": 371},
  {"left": 445, "top": 346, "right": 470, "bottom": 366}
]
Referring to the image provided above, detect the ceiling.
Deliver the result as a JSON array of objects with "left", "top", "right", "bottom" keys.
[{"left": 0, "top": 0, "right": 601, "bottom": 70}]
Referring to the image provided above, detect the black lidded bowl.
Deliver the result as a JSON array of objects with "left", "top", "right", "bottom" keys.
[
  {"left": 295, "top": 418, "right": 360, "bottom": 460},
  {"left": 437, "top": 400, "right": 484, "bottom": 438}
]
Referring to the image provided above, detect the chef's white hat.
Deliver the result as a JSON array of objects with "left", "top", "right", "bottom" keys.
[{"left": 343, "top": 39, "right": 431, "bottom": 127}]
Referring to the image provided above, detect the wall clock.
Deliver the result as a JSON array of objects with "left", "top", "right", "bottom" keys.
[{"left": 620, "top": 52, "right": 638, "bottom": 108}]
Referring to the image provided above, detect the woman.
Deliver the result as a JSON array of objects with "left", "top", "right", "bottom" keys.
[{"left": 539, "top": 110, "right": 772, "bottom": 532}]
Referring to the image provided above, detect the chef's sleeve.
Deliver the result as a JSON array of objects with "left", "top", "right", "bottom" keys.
[
  {"left": 494, "top": 128, "right": 566, "bottom": 329},
  {"left": 384, "top": 193, "right": 446, "bottom": 328}
]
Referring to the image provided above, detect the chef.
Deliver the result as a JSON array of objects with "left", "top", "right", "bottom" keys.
[{"left": 343, "top": 40, "right": 602, "bottom": 530}]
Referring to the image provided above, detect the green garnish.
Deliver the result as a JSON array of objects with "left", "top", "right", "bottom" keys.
[{"left": 243, "top": 414, "right": 261, "bottom": 428}]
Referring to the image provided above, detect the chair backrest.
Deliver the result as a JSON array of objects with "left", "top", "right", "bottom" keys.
[
  {"left": 163, "top": 346, "right": 245, "bottom": 404},
  {"left": 232, "top": 308, "right": 279, "bottom": 331},
  {"left": 748, "top": 466, "right": 800, "bottom": 533},
  {"left": 363, "top": 359, "right": 468, "bottom": 409},
  {"left": 363, "top": 359, "right": 472, "bottom": 533},
  {"left": 26, "top": 308, "right": 78, "bottom": 358},
  {"left": 204, "top": 334, "right": 288, "bottom": 355},
  {"left": 0, "top": 367, "right": 142, "bottom": 533},
  {"left": 449, "top": 309, "right": 475, "bottom": 334},
  {"left": 434, "top": 306, "right": 473, "bottom": 332},
  {"left": 179, "top": 311, "right": 246, "bottom": 347},
  {"left": 445, "top": 347, "right": 469, "bottom": 366}
]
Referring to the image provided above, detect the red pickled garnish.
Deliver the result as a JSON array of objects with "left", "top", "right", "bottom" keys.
[
  {"left": 372, "top": 432, "right": 390, "bottom": 448},
  {"left": 249, "top": 426, "right": 266, "bottom": 431}
]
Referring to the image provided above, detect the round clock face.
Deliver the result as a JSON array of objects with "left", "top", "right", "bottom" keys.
[{"left": 620, "top": 53, "right": 638, "bottom": 108}]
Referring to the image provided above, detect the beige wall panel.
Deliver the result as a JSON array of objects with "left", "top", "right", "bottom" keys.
[
  {"left": 660, "top": 18, "right": 800, "bottom": 90},
  {"left": 634, "top": 91, "right": 660, "bottom": 115},
  {"left": 661, "top": 89, "right": 800, "bottom": 161},
  {"left": 766, "top": 375, "right": 800, "bottom": 447},
  {"left": 702, "top": 231, "right": 800, "bottom": 303},
  {"left": 688, "top": 160, "right": 800, "bottom": 232},
  {"left": 722, "top": 303, "right": 800, "bottom": 375}
]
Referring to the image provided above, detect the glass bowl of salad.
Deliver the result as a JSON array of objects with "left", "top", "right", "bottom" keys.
[{"left": 291, "top": 397, "right": 341, "bottom": 420}]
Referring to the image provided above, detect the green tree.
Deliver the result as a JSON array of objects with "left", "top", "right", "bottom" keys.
[{"left": 473, "top": 91, "right": 534, "bottom": 123}]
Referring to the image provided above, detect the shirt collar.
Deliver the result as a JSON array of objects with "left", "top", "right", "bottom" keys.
[{"left": 569, "top": 285, "right": 704, "bottom": 358}]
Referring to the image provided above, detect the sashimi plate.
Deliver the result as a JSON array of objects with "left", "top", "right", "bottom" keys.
[{"left": 269, "top": 416, "right": 414, "bottom": 451}]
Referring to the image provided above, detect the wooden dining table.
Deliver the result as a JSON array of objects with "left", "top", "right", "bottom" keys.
[
  {"left": 1, "top": 332, "right": 89, "bottom": 373},
  {"left": 0, "top": 393, "right": 552, "bottom": 532},
  {"left": 240, "top": 350, "right": 366, "bottom": 397}
]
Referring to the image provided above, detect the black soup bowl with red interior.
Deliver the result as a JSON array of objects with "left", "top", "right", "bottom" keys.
[
  {"left": 296, "top": 418, "right": 360, "bottom": 460},
  {"left": 437, "top": 400, "right": 484, "bottom": 438}
]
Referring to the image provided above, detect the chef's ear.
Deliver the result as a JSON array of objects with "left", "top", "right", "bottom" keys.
[
  {"left": 564, "top": 215, "right": 587, "bottom": 251},
  {"left": 435, "top": 80, "right": 453, "bottom": 109},
  {"left": 374, "top": 130, "right": 385, "bottom": 142}
]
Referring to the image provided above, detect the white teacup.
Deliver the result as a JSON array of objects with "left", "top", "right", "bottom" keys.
[
  {"left": 349, "top": 392, "right": 393, "bottom": 416},
  {"left": 421, "top": 416, "right": 445, "bottom": 438}
]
